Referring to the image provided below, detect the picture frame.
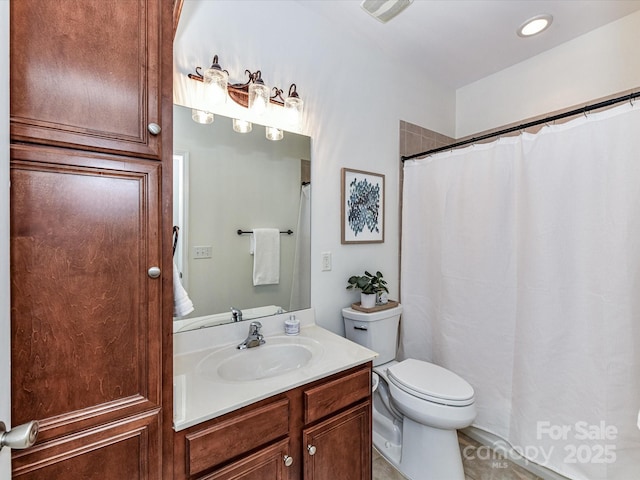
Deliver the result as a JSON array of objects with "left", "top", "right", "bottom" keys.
[{"left": 341, "top": 168, "right": 385, "bottom": 244}]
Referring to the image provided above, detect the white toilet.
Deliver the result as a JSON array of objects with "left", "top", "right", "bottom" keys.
[{"left": 342, "top": 304, "right": 476, "bottom": 480}]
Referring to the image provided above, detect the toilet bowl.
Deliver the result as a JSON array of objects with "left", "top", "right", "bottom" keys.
[{"left": 343, "top": 305, "right": 476, "bottom": 480}]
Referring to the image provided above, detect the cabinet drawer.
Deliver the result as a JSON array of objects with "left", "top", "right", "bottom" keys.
[
  {"left": 304, "top": 365, "right": 371, "bottom": 424},
  {"left": 186, "top": 398, "right": 289, "bottom": 476},
  {"left": 198, "top": 439, "right": 291, "bottom": 480}
]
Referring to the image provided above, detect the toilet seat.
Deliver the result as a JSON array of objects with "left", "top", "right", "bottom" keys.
[{"left": 387, "top": 359, "right": 475, "bottom": 407}]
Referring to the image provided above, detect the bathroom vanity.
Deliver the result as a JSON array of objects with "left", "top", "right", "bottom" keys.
[{"left": 173, "top": 310, "right": 376, "bottom": 479}]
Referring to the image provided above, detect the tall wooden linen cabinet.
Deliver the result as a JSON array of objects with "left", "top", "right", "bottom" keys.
[{"left": 9, "top": 1, "right": 175, "bottom": 478}]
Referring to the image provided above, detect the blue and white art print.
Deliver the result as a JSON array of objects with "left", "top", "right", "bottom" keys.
[{"left": 341, "top": 168, "right": 385, "bottom": 244}]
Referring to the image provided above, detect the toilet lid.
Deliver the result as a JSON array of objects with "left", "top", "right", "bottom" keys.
[{"left": 387, "top": 359, "right": 474, "bottom": 406}]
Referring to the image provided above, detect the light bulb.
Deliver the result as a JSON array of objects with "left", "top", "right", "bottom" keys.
[
  {"left": 191, "top": 109, "right": 214, "bottom": 124},
  {"left": 284, "top": 84, "right": 304, "bottom": 127},
  {"left": 284, "top": 96, "right": 303, "bottom": 126},
  {"left": 266, "top": 126, "right": 283, "bottom": 141},
  {"left": 249, "top": 77, "right": 270, "bottom": 116},
  {"left": 203, "top": 55, "right": 228, "bottom": 105},
  {"left": 233, "top": 118, "right": 252, "bottom": 133},
  {"left": 517, "top": 14, "right": 552, "bottom": 37}
]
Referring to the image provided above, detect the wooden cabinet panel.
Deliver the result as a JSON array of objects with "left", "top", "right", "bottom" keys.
[
  {"left": 11, "top": 409, "right": 160, "bottom": 479},
  {"left": 10, "top": 0, "right": 163, "bottom": 159},
  {"left": 186, "top": 399, "right": 289, "bottom": 476},
  {"left": 10, "top": 144, "right": 162, "bottom": 446},
  {"left": 304, "top": 367, "right": 370, "bottom": 424},
  {"left": 303, "top": 402, "right": 371, "bottom": 480},
  {"left": 199, "top": 439, "right": 291, "bottom": 480}
]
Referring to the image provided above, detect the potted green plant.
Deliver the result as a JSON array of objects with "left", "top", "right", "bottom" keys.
[{"left": 346, "top": 270, "right": 389, "bottom": 308}]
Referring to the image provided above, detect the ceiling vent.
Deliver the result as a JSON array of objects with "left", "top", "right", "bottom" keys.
[{"left": 360, "top": 0, "right": 413, "bottom": 23}]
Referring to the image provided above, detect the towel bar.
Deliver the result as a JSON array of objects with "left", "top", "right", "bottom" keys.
[{"left": 237, "top": 229, "right": 293, "bottom": 235}]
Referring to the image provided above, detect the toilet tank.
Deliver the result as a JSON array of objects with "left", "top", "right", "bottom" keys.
[{"left": 342, "top": 304, "right": 402, "bottom": 366}]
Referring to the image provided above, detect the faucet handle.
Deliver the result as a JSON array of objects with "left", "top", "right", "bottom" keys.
[
  {"left": 230, "top": 306, "right": 243, "bottom": 321},
  {"left": 249, "top": 321, "right": 262, "bottom": 334}
]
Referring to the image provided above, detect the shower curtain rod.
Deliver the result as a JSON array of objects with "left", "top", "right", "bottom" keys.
[{"left": 401, "top": 91, "right": 640, "bottom": 162}]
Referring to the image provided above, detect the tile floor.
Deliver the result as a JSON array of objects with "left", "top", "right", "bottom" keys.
[{"left": 373, "top": 432, "right": 544, "bottom": 480}]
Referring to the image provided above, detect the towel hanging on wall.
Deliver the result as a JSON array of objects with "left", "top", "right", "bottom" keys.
[
  {"left": 173, "top": 260, "right": 194, "bottom": 317},
  {"left": 251, "top": 228, "right": 280, "bottom": 286}
]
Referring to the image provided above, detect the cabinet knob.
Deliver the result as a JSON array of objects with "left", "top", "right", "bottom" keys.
[
  {"left": 148, "top": 123, "right": 162, "bottom": 135},
  {"left": 147, "top": 266, "right": 161, "bottom": 278},
  {"left": 307, "top": 444, "right": 316, "bottom": 456},
  {"left": 283, "top": 455, "right": 293, "bottom": 467}
]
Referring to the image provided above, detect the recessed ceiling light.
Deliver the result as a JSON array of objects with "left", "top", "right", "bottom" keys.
[
  {"left": 361, "top": 0, "right": 413, "bottom": 23},
  {"left": 517, "top": 14, "right": 553, "bottom": 37}
]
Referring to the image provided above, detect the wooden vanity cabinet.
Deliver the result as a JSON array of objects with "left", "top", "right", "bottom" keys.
[{"left": 174, "top": 362, "right": 372, "bottom": 480}]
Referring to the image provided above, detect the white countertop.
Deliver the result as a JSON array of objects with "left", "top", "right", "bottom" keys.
[{"left": 173, "top": 309, "right": 377, "bottom": 431}]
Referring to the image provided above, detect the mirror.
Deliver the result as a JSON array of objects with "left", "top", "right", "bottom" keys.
[{"left": 172, "top": 104, "right": 311, "bottom": 333}]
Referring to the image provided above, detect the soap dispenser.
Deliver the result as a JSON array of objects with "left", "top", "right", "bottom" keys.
[{"left": 284, "top": 315, "right": 300, "bottom": 335}]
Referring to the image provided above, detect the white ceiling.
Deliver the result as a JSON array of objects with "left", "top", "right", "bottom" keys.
[{"left": 294, "top": 0, "right": 640, "bottom": 89}]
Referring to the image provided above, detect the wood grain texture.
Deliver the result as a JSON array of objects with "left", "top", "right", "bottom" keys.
[
  {"left": 11, "top": 409, "right": 160, "bottom": 479},
  {"left": 303, "top": 367, "right": 371, "bottom": 424},
  {"left": 10, "top": 145, "right": 162, "bottom": 445},
  {"left": 10, "top": 0, "right": 162, "bottom": 158},
  {"left": 303, "top": 402, "right": 371, "bottom": 480},
  {"left": 199, "top": 439, "right": 291, "bottom": 480},
  {"left": 10, "top": 0, "right": 173, "bottom": 476},
  {"left": 186, "top": 399, "right": 289, "bottom": 476}
]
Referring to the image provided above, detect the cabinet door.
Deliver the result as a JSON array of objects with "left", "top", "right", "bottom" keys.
[
  {"left": 199, "top": 439, "right": 292, "bottom": 480},
  {"left": 303, "top": 402, "right": 371, "bottom": 480},
  {"left": 10, "top": 144, "right": 163, "bottom": 478},
  {"left": 10, "top": 0, "right": 163, "bottom": 159}
]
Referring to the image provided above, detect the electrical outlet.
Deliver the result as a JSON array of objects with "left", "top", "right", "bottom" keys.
[
  {"left": 193, "top": 245, "right": 212, "bottom": 259},
  {"left": 321, "top": 252, "right": 332, "bottom": 271}
]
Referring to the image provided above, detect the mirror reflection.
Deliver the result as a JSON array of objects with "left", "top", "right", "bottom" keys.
[{"left": 172, "top": 104, "right": 311, "bottom": 333}]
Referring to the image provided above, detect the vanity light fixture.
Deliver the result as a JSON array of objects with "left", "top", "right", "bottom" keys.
[
  {"left": 265, "top": 126, "right": 283, "bottom": 141},
  {"left": 191, "top": 109, "right": 214, "bottom": 124},
  {"left": 232, "top": 118, "right": 252, "bottom": 133},
  {"left": 284, "top": 84, "right": 304, "bottom": 127},
  {"left": 188, "top": 54, "right": 304, "bottom": 125},
  {"left": 248, "top": 71, "right": 270, "bottom": 116},
  {"left": 517, "top": 14, "right": 553, "bottom": 37},
  {"left": 202, "top": 55, "right": 228, "bottom": 105}
]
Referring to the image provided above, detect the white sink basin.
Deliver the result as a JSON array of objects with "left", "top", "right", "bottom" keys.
[{"left": 197, "top": 335, "right": 323, "bottom": 382}]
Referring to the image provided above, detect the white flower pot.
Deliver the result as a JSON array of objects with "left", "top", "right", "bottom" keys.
[{"left": 360, "top": 293, "right": 376, "bottom": 309}]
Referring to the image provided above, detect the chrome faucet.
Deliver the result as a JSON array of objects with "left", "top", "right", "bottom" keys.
[
  {"left": 230, "top": 306, "right": 243, "bottom": 322},
  {"left": 237, "top": 321, "right": 265, "bottom": 349}
]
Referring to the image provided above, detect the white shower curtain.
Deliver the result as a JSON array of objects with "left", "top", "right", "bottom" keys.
[
  {"left": 401, "top": 102, "right": 640, "bottom": 480},
  {"left": 290, "top": 184, "right": 311, "bottom": 311}
]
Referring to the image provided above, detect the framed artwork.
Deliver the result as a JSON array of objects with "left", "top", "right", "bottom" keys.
[{"left": 341, "top": 168, "right": 385, "bottom": 244}]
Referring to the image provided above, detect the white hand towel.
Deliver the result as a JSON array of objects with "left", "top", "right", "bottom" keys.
[
  {"left": 251, "top": 228, "right": 280, "bottom": 286},
  {"left": 173, "top": 261, "right": 194, "bottom": 317}
]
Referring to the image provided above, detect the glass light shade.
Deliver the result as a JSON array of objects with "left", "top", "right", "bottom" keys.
[
  {"left": 191, "top": 109, "right": 214, "bottom": 124},
  {"left": 203, "top": 68, "right": 228, "bottom": 105},
  {"left": 248, "top": 82, "right": 270, "bottom": 116},
  {"left": 265, "top": 126, "right": 283, "bottom": 141},
  {"left": 232, "top": 118, "right": 252, "bottom": 133},
  {"left": 284, "top": 96, "right": 304, "bottom": 126}
]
